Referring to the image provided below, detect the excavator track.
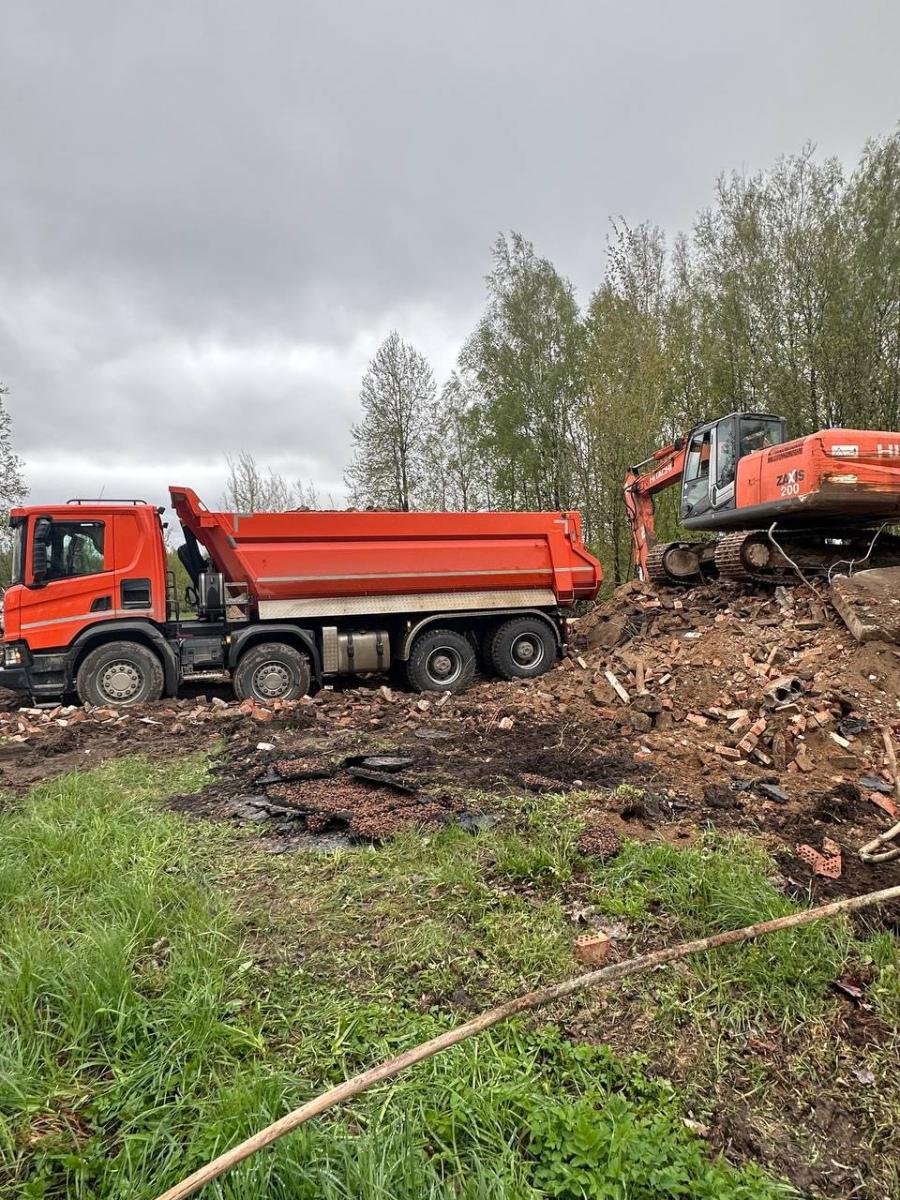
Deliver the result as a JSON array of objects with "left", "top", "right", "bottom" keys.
[
  {"left": 714, "top": 528, "right": 900, "bottom": 584},
  {"left": 713, "top": 532, "right": 774, "bottom": 583},
  {"left": 645, "top": 544, "right": 676, "bottom": 584},
  {"left": 646, "top": 541, "right": 707, "bottom": 585}
]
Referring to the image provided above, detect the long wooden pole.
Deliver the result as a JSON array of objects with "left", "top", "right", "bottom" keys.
[
  {"left": 155, "top": 884, "right": 900, "bottom": 1200},
  {"left": 859, "top": 731, "right": 900, "bottom": 862}
]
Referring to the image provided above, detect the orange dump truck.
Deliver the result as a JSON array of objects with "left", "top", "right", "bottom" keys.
[{"left": 0, "top": 486, "right": 601, "bottom": 706}]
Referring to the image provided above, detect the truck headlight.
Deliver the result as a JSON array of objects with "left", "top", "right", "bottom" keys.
[{"left": 3, "top": 644, "right": 24, "bottom": 668}]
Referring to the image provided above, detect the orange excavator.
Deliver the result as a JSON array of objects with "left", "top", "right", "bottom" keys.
[{"left": 623, "top": 411, "right": 900, "bottom": 583}]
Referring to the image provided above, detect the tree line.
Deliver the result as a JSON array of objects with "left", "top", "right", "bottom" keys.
[{"left": 346, "top": 130, "right": 900, "bottom": 582}]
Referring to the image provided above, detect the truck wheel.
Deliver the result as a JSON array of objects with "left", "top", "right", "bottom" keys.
[
  {"left": 406, "top": 628, "right": 476, "bottom": 693},
  {"left": 489, "top": 617, "right": 556, "bottom": 681},
  {"left": 479, "top": 622, "right": 501, "bottom": 674},
  {"left": 76, "top": 641, "right": 165, "bottom": 707},
  {"left": 233, "top": 642, "right": 311, "bottom": 703}
]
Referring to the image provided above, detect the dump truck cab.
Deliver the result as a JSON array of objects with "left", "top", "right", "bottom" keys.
[{"left": 1, "top": 500, "right": 172, "bottom": 701}]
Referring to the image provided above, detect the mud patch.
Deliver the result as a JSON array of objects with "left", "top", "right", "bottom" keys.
[{"left": 166, "top": 705, "right": 650, "bottom": 846}]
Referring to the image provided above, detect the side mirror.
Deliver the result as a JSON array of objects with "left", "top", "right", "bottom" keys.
[{"left": 32, "top": 517, "right": 51, "bottom": 583}]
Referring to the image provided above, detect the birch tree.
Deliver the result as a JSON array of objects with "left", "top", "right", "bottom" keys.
[
  {"left": 345, "top": 332, "right": 435, "bottom": 510},
  {"left": 461, "top": 233, "right": 584, "bottom": 512},
  {"left": 0, "top": 386, "right": 26, "bottom": 516},
  {"left": 420, "top": 372, "right": 483, "bottom": 511},
  {"left": 222, "top": 451, "right": 294, "bottom": 511},
  {"left": 0, "top": 384, "right": 27, "bottom": 583}
]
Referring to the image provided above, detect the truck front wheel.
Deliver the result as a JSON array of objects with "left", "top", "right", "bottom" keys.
[
  {"left": 76, "top": 641, "right": 165, "bottom": 707},
  {"left": 405, "top": 628, "right": 476, "bottom": 693},
  {"left": 233, "top": 642, "right": 311, "bottom": 703}
]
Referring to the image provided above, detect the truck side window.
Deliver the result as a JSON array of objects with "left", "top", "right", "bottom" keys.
[{"left": 43, "top": 521, "right": 106, "bottom": 581}]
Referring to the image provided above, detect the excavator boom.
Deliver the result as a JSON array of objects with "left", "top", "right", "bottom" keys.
[{"left": 623, "top": 442, "right": 687, "bottom": 580}]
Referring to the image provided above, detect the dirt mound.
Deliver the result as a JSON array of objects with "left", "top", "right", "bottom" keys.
[{"left": 543, "top": 575, "right": 900, "bottom": 896}]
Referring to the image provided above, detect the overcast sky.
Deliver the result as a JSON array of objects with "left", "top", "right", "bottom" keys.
[{"left": 2, "top": 1, "right": 898, "bottom": 509}]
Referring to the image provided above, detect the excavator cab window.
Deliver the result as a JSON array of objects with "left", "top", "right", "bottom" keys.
[
  {"left": 715, "top": 418, "right": 737, "bottom": 488},
  {"left": 711, "top": 413, "right": 786, "bottom": 502},
  {"left": 681, "top": 428, "right": 712, "bottom": 514},
  {"left": 739, "top": 415, "right": 785, "bottom": 458}
]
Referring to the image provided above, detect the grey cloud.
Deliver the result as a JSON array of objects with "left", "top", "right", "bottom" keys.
[{"left": 1, "top": 0, "right": 899, "bottom": 505}]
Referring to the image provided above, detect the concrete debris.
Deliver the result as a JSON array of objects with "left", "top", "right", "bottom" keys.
[{"left": 830, "top": 567, "right": 900, "bottom": 643}]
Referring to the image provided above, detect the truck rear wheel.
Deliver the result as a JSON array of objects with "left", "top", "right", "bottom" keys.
[
  {"left": 406, "top": 628, "right": 476, "bottom": 693},
  {"left": 488, "top": 617, "right": 556, "bottom": 681},
  {"left": 76, "top": 641, "right": 165, "bottom": 708},
  {"left": 233, "top": 642, "right": 311, "bottom": 703}
]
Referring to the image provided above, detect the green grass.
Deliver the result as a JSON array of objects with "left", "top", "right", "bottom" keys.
[
  {"left": 250, "top": 787, "right": 897, "bottom": 1031},
  {"left": 0, "top": 757, "right": 802, "bottom": 1199},
  {"left": 584, "top": 835, "right": 858, "bottom": 1030}
]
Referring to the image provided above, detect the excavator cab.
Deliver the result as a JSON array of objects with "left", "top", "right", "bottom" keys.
[{"left": 680, "top": 412, "right": 786, "bottom": 522}]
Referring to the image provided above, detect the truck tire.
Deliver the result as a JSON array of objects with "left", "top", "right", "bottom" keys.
[
  {"left": 405, "top": 628, "right": 476, "bottom": 693},
  {"left": 76, "top": 640, "right": 165, "bottom": 708},
  {"left": 233, "top": 642, "right": 311, "bottom": 703},
  {"left": 479, "top": 622, "right": 501, "bottom": 674},
  {"left": 488, "top": 617, "right": 556, "bottom": 681}
]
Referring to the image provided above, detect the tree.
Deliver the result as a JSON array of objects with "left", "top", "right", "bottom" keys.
[
  {"left": 461, "top": 233, "right": 584, "bottom": 513},
  {"left": 420, "top": 372, "right": 484, "bottom": 511},
  {"left": 293, "top": 479, "right": 323, "bottom": 510},
  {"left": 0, "top": 385, "right": 27, "bottom": 584},
  {"left": 345, "top": 332, "right": 435, "bottom": 510},
  {"left": 222, "top": 451, "right": 294, "bottom": 512},
  {"left": 0, "top": 385, "right": 26, "bottom": 514},
  {"left": 581, "top": 223, "right": 671, "bottom": 580}
]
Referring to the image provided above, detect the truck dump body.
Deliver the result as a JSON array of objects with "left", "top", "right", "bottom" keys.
[{"left": 170, "top": 487, "right": 601, "bottom": 614}]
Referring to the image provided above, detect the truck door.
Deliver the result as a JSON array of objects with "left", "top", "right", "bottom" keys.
[
  {"left": 112, "top": 509, "right": 167, "bottom": 621},
  {"left": 17, "top": 514, "right": 114, "bottom": 651}
]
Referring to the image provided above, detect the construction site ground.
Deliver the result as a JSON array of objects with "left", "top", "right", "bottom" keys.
[{"left": 3, "top": 578, "right": 900, "bottom": 1198}]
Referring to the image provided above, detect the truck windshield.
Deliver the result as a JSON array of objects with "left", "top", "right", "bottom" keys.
[{"left": 9, "top": 519, "right": 25, "bottom": 585}]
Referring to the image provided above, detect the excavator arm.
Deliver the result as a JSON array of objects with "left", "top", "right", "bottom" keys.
[{"left": 623, "top": 442, "right": 686, "bottom": 579}]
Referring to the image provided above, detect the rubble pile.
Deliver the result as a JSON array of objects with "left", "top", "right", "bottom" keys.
[
  {"left": 0, "top": 695, "right": 308, "bottom": 746},
  {"left": 0, "top": 694, "right": 318, "bottom": 793},
  {"left": 227, "top": 775, "right": 465, "bottom": 840},
  {"left": 171, "top": 738, "right": 474, "bottom": 844},
  {"left": 504, "top": 578, "right": 900, "bottom": 801}
]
